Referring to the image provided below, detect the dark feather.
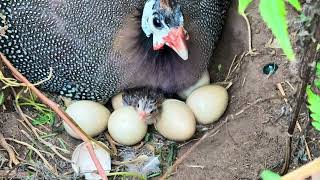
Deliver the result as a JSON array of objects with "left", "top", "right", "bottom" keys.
[
  {"left": 114, "top": 9, "right": 203, "bottom": 93},
  {"left": 0, "top": 0, "right": 230, "bottom": 102}
]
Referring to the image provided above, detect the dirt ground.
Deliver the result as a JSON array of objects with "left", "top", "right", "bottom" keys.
[
  {"left": 0, "top": 1, "right": 319, "bottom": 180},
  {"left": 175, "top": 1, "right": 319, "bottom": 180}
]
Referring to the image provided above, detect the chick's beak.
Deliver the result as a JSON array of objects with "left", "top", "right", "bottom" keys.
[
  {"left": 163, "top": 26, "right": 189, "bottom": 60},
  {"left": 138, "top": 111, "right": 148, "bottom": 120}
]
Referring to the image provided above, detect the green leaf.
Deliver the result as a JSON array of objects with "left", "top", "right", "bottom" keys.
[
  {"left": 306, "top": 87, "right": 320, "bottom": 112},
  {"left": 311, "top": 113, "right": 320, "bottom": 122},
  {"left": 238, "top": 0, "right": 253, "bottom": 15},
  {"left": 259, "top": 0, "right": 296, "bottom": 61},
  {"left": 218, "top": 64, "right": 222, "bottom": 72},
  {"left": 311, "top": 121, "right": 320, "bottom": 131},
  {"left": 314, "top": 79, "right": 320, "bottom": 89},
  {"left": 306, "top": 86, "right": 320, "bottom": 131},
  {"left": 308, "top": 102, "right": 320, "bottom": 114},
  {"left": 260, "top": 170, "right": 281, "bottom": 180},
  {"left": 316, "top": 63, "right": 320, "bottom": 76},
  {"left": 0, "top": 91, "right": 4, "bottom": 106},
  {"left": 286, "top": 0, "right": 302, "bottom": 11},
  {"left": 32, "top": 112, "right": 55, "bottom": 126}
]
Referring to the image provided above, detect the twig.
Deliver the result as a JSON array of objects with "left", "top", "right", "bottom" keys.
[
  {"left": 240, "top": 13, "right": 258, "bottom": 56},
  {"left": 112, "top": 155, "right": 149, "bottom": 166},
  {"left": 5, "top": 138, "right": 55, "bottom": 173},
  {"left": 105, "top": 133, "right": 118, "bottom": 155},
  {"left": 242, "top": 74, "right": 247, "bottom": 87},
  {"left": 296, "top": 121, "right": 312, "bottom": 161},
  {"left": 280, "top": 35, "right": 319, "bottom": 176},
  {"left": 285, "top": 81, "right": 295, "bottom": 91},
  {"left": 177, "top": 138, "right": 200, "bottom": 148},
  {"left": 184, "top": 164, "right": 205, "bottom": 169},
  {"left": 224, "top": 53, "right": 246, "bottom": 82},
  {"left": 235, "top": 96, "right": 278, "bottom": 116},
  {"left": 17, "top": 119, "right": 33, "bottom": 133},
  {"left": 277, "top": 83, "right": 288, "bottom": 103},
  {"left": 0, "top": 132, "right": 19, "bottom": 168},
  {"left": 160, "top": 119, "right": 228, "bottom": 180},
  {"left": 231, "top": 53, "right": 245, "bottom": 75},
  {"left": 20, "top": 130, "right": 57, "bottom": 157},
  {"left": 12, "top": 90, "right": 71, "bottom": 162},
  {"left": 0, "top": 53, "right": 108, "bottom": 180},
  {"left": 224, "top": 55, "right": 237, "bottom": 82},
  {"left": 0, "top": 170, "right": 29, "bottom": 179}
]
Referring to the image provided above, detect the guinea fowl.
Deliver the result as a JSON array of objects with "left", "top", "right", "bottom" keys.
[{"left": 0, "top": 0, "right": 230, "bottom": 103}]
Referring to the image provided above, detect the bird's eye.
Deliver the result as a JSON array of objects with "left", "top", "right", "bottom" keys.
[
  {"left": 164, "top": 17, "right": 171, "bottom": 26},
  {"left": 150, "top": 108, "right": 157, "bottom": 114},
  {"left": 153, "top": 15, "right": 162, "bottom": 29}
]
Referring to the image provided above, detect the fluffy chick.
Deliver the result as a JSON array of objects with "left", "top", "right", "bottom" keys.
[{"left": 122, "top": 88, "right": 164, "bottom": 124}]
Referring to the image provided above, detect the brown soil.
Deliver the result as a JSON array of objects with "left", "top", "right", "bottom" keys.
[
  {"left": 0, "top": 1, "right": 319, "bottom": 180},
  {"left": 174, "top": 1, "right": 318, "bottom": 180}
]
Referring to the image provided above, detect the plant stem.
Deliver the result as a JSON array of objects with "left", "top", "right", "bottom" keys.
[
  {"left": 106, "top": 172, "right": 146, "bottom": 180},
  {"left": 241, "top": 13, "right": 256, "bottom": 55},
  {"left": 0, "top": 53, "right": 107, "bottom": 180}
]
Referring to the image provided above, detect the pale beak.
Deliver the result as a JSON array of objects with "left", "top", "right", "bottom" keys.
[
  {"left": 138, "top": 111, "right": 147, "bottom": 120},
  {"left": 163, "top": 26, "right": 189, "bottom": 60}
]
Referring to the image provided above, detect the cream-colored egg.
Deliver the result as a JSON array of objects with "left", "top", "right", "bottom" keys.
[
  {"left": 72, "top": 141, "right": 111, "bottom": 179},
  {"left": 186, "top": 85, "right": 228, "bottom": 124},
  {"left": 64, "top": 100, "right": 110, "bottom": 139},
  {"left": 111, "top": 92, "right": 124, "bottom": 110},
  {"left": 108, "top": 107, "right": 147, "bottom": 146},
  {"left": 178, "top": 70, "right": 210, "bottom": 99},
  {"left": 156, "top": 99, "right": 196, "bottom": 141}
]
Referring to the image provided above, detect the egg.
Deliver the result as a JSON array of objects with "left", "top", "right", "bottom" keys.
[
  {"left": 108, "top": 107, "right": 147, "bottom": 145},
  {"left": 64, "top": 100, "right": 110, "bottom": 139},
  {"left": 186, "top": 85, "right": 228, "bottom": 124},
  {"left": 156, "top": 99, "right": 196, "bottom": 141},
  {"left": 72, "top": 142, "right": 111, "bottom": 179},
  {"left": 178, "top": 70, "right": 210, "bottom": 99},
  {"left": 111, "top": 92, "right": 124, "bottom": 110}
]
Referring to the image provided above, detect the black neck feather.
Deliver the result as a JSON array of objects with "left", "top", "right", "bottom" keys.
[{"left": 115, "top": 9, "right": 203, "bottom": 92}]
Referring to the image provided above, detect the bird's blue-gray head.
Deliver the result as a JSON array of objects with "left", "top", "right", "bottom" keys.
[{"left": 141, "top": 0, "right": 189, "bottom": 60}]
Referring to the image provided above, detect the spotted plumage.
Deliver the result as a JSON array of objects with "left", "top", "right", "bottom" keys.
[{"left": 0, "top": 0, "right": 230, "bottom": 102}]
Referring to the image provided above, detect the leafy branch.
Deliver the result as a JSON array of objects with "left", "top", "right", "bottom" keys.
[
  {"left": 238, "top": 0, "right": 301, "bottom": 60},
  {"left": 306, "top": 62, "right": 320, "bottom": 131}
]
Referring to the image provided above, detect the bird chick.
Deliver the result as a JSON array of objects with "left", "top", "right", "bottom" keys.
[{"left": 122, "top": 88, "right": 164, "bottom": 125}]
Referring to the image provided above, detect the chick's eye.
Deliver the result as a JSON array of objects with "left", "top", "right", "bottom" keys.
[
  {"left": 150, "top": 108, "right": 157, "bottom": 114},
  {"left": 153, "top": 16, "right": 162, "bottom": 28}
]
